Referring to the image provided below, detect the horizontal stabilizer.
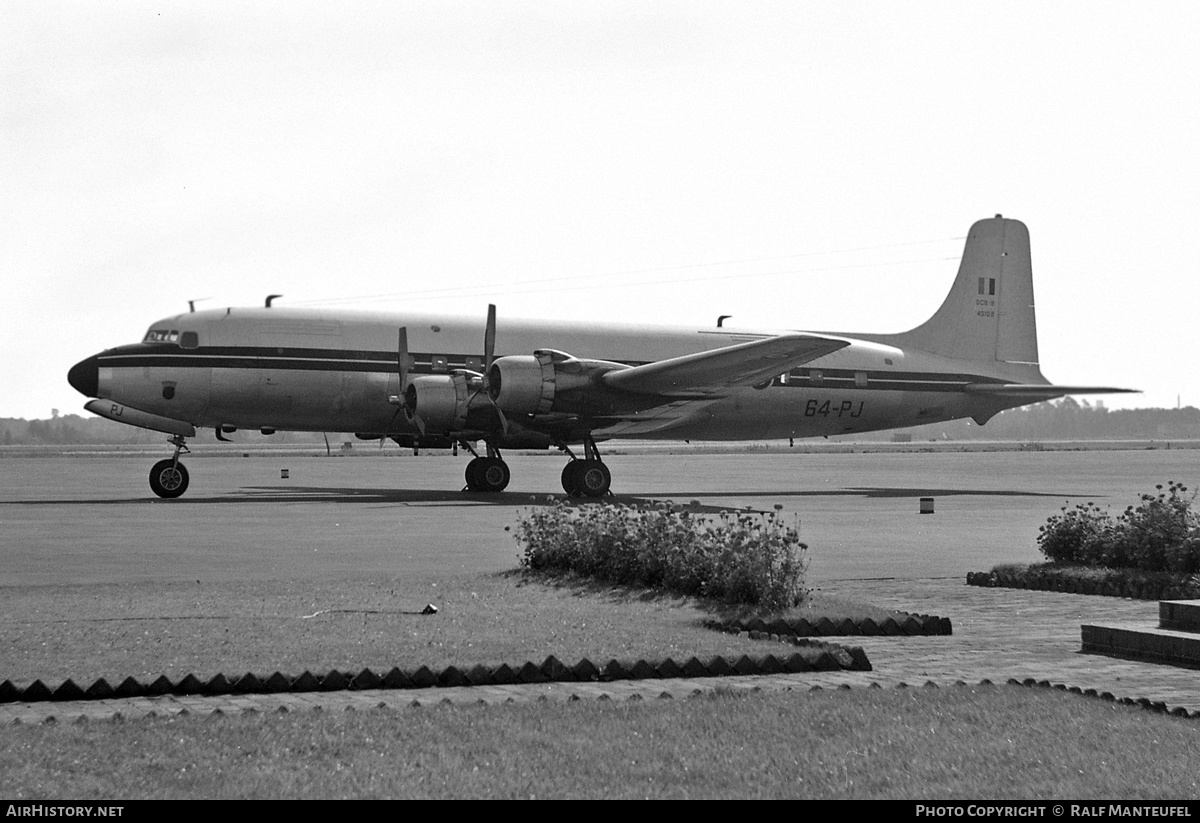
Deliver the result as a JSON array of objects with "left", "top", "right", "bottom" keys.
[
  {"left": 602, "top": 334, "right": 849, "bottom": 396},
  {"left": 964, "top": 383, "right": 1139, "bottom": 400}
]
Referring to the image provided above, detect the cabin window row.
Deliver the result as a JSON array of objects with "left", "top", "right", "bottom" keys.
[{"left": 779, "top": 369, "right": 869, "bottom": 387}]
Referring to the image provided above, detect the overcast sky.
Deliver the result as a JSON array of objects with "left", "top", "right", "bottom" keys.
[{"left": 4, "top": 1, "right": 1198, "bottom": 420}]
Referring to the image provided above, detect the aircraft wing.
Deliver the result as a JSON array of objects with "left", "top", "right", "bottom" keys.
[
  {"left": 591, "top": 399, "right": 719, "bottom": 437},
  {"left": 601, "top": 333, "right": 850, "bottom": 396}
]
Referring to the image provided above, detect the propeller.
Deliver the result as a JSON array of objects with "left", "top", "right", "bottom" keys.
[
  {"left": 388, "top": 308, "right": 506, "bottom": 443},
  {"left": 398, "top": 326, "right": 425, "bottom": 435},
  {"left": 384, "top": 327, "right": 419, "bottom": 446},
  {"left": 478, "top": 304, "right": 508, "bottom": 432}
]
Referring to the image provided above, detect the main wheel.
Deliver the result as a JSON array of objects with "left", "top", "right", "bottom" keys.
[
  {"left": 477, "top": 457, "right": 510, "bottom": 492},
  {"left": 466, "top": 457, "right": 509, "bottom": 493},
  {"left": 149, "top": 459, "right": 189, "bottom": 499},
  {"left": 566, "top": 459, "right": 610, "bottom": 498},
  {"left": 561, "top": 461, "right": 581, "bottom": 496},
  {"left": 465, "top": 457, "right": 484, "bottom": 491}
]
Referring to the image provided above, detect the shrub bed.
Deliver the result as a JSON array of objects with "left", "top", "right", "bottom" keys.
[
  {"left": 515, "top": 501, "right": 807, "bottom": 612},
  {"left": 1037, "top": 481, "right": 1200, "bottom": 573},
  {"left": 970, "top": 482, "right": 1200, "bottom": 599}
]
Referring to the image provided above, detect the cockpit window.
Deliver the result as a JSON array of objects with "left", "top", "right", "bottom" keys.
[{"left": 143, "top": 329, "right": 180, "bottom": 344}]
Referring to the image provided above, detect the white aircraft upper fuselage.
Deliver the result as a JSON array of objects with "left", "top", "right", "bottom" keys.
[{"left": 67, "top": 216, "right": 1133, "bottom": 498}]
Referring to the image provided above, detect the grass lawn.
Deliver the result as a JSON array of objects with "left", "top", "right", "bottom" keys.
[
  {"left": 4, "top": 569, "right": 1198, "bottom": 800},
  {"left": 0, "top": 572, "right": 893, "bottom": 688},
  {"left": 2, "top": 684, "right": 1197, "bottom": 799}
]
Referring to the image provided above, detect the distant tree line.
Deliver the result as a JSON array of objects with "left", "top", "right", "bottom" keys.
[
  {"left": 859, "top": 398, "right": 1200, "bottom": 442},
  {"left": 0, "top": 414, "right": 327, "bottom": 446}
]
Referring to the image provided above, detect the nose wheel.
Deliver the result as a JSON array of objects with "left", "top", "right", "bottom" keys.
[
  {"left": 149, "top": 435, "right": 190, "bottom": 498},
  {"left": 149, "top": 459, "right": 189, "bottom": 498}
]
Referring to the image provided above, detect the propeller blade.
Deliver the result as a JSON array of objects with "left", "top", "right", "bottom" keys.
[
  {"left": 397, "top": 327, "right": 410, "bottom": 389},
  {"left": 479, "top": 304, "right": 509, "bottom": 434},
  {"left": 380, "top": 410, "right": 396, "bottom": 449},
  {"left": 484, "top": 304, "right": 496, "bottom": 373}
]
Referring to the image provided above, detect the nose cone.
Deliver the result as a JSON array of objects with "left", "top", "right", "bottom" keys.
[{"left": 67, "top": 356, "right": 99, "bottom": 397}]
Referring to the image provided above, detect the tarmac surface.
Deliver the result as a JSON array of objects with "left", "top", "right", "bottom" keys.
[{"left": 2, "top": 576, "right": 1196, "bottom": 724}]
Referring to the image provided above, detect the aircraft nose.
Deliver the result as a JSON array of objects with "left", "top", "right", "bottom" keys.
[{"left": 67, "top": 355, "right": 99, "bottom": 397}]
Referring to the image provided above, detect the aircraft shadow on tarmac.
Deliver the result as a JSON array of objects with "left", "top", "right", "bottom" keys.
[
  {"left": 3, "top": 484, "right": 1085, "bottom": 507},
  {"left": 656, "top": 487, "right": 1076, "bottom": 499}
]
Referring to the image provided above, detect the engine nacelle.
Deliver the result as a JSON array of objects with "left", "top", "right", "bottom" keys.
[
  {"left": 487, "top": 350, "right": 628, "bottom": 416},
  {"left": 404, "top": 374, "right": 470, "bottom": 432},
  {"left": 487, "top": 353, "right": 557, "bottom": 416}
]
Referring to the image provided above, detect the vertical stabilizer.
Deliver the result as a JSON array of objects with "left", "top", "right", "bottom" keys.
[{"left": 897, "top": 216, "right": 1039, "bottom": 365}]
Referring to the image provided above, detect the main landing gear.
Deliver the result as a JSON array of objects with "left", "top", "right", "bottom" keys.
[
  {"left": 462, "top": 442, "right": 511, "bottom": 493},
  {"left": 559, "top": 436, "right": 611, "bottom": 498},
  {"left": 459, "top": 436, "right": 612, "bottom": 497},
  {"left": 149, "top": 435, "right": 190, "bottom": 499}
]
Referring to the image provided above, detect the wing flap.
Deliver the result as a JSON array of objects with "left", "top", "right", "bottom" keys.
[
  {"left": 601, "top": 334, "right": 850, "bottom": 396},
  {"left": 592, "top": 399, "right": 715, "bottom": 436}
]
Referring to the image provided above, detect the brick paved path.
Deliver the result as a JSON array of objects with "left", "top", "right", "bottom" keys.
[{"left": 2, "top": 579, "right": 1196, "bottom": 724}]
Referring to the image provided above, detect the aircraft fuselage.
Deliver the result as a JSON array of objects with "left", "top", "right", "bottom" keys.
[{"left": 71, "top": 306, "right": 1027, "bottom": 444}]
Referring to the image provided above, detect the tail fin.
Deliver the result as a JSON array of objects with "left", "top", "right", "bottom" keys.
[
  {"left": 896, "top": 215, "right": 1039, "bottom": 365},
  {"left": 884, "top": 215, "right": 1137, "bottom": 406}
]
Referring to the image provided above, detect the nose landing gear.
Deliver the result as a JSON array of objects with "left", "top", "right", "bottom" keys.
[{"left": 149, "top": 435, "right": 190, "bottom": 499}]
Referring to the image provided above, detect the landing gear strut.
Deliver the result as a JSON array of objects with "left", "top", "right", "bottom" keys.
[
  {"left": 560, "top": 436, "right": 611, "bottom": 498},
  {"left": 149, "top": 435, "right": 190, "bottom": 499},
  {"left": 463, "top": 441, "right": 510, "bottom": 493}
]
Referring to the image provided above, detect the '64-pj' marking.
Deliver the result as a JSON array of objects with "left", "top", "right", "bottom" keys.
[{"left": 804, "top": 399, "right": 864, "bottom": 418}]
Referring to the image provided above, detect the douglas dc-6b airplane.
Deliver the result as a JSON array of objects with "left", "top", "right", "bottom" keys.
[{"left": 67, "top": 215, "right": 1133, "bottom": 499}]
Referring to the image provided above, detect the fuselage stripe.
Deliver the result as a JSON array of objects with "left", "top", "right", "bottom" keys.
[{"left": 96, "top": 345, "right": 1005, "bottom": 393}]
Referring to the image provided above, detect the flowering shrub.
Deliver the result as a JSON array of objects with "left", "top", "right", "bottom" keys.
[
  {"left": 1037, "top": 501, "right": 1114, "bottom": 565},
  {"left": 515, "top": 501, "right": 808, "bottom": 611},
  {"left": 1037, "top": 482, "right": 1200, "bottom": 573}
]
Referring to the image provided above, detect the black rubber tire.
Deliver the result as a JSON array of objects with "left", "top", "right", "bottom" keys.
[
  {"left": 561, "top": 462, "right": 581, "bottom": 496},
  {"left": 149, "top": 459, "right": 189, "bottom": 499},
  {"left": 575, "top": 460, "right": 611, "bottom": 497},
  {"left": 476, "top": 457, "right": 510, "bottom": 493},
  {"left": 464, "top": 457, "right": 484, "bottom": 491}
]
